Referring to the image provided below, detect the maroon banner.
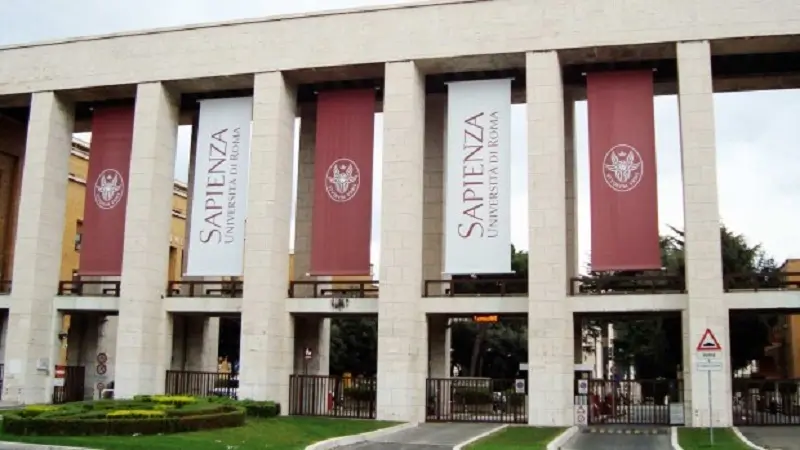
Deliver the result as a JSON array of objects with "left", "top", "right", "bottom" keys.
[
  {"left": 587, "top": 71, "right": 661, "bottom": 271},
  {"left": 310, "top": 90, "right": 375, "bottom": 275},
  {"left": 79, "top": 106, "right": 134, "bottom": 276}
]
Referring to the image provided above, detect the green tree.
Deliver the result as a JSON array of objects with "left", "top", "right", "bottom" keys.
[{"left": 584, "top": 224, "right": 780, "bottom": 376}]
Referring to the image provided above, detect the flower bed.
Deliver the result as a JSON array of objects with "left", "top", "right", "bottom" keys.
[{"left": 1, "top": 395, "right": 279, "bottom": 436}]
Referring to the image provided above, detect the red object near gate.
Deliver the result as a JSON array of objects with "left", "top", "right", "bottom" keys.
[{"left": 327, "top": 391, "right": 334, "bottom": 411}]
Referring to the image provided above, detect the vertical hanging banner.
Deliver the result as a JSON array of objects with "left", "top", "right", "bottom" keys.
[
  {"left": 79, "top": 106, "right": 135, "bottom": 276},
  {"left": 587, "top": 70, "right": 661, "bottom": 271},
  {"left": 444, "top": 79, "right": 512, "bottom": 274},
  {"left": 185, "top": 97, "right": 253, "bottom": 277},
  {"left": 310, "top": 89, "right": 375, "bottom": 275}
]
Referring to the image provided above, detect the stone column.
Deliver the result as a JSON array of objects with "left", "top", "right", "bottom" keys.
[
  {"left": 428, "top": 316, "right": 451, "bottom": 417},
  {"left": 563, "top": 90, "right": 579, "bottom": 280},
  {"left": 3, "top": 91, "right": 73, "bottom": 404},
  {"left": 422, "top": 95, "right": 445, "bottom": 295},
  {"left": 525, "top": 51, "right": 574, "bottom": 426},
  {"left": 293, "top": 103, "right": 315, "bottom": 292},
  {"left": 238, "top": 71, "right": 296, "bottom": 407},
  {"left": 376, "top": 61, "right": 427, "bottom": 423},
  {"left": 677, "top": 40, "right": 730, "bottom": 427},
  {"left": 114, "top": 82, "right": 179, "bottom": 398}
]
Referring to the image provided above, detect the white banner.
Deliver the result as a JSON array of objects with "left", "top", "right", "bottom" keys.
[
  {"left": 444, "top": 79, "right": 512, "bottom": 274},
  {"left": 185, "top": 97, "right": 253, "bottom": 276}
]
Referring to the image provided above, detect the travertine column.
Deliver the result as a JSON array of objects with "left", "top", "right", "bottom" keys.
[
  {"left": 239, "top": 71, "right": 296, "bottom": 407},
  {"left": 526, "top": 51, "right": 574, "bottom": 426},
  {"left": 4, "top": 91, "right": 73, "bottom": 404},
  {"left": 564, "top": 91, "right": 579, "bottom": 279},
  {"left": 294, "top": 103, "right": 315, "bottom": 289},
  {"left": 422, "top": 95, "right": 445, "bottom": 293},
  {"left": 428, "top": 316, "right": 450, "bottom": 377},
  {"left": 677, "top": 40, "right": 731, "bottom": 427},
  {"left": 376, "top": 61, "right": 428, "bottom": 422},
  {"left": 114, "top": 82, "right": 179, "bottom": 398},
  {"left": 294, "top": 317, "right": 330, "bottom": 375}
]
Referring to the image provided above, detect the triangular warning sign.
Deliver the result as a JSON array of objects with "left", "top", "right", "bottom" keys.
[{"left": 696, "top": 328, "right": 722, "bottom": 351}]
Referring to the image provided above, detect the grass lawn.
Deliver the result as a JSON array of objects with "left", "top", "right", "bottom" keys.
[
  {"left": 678, "top": 428, "right": 751, "bottom": 450},
  {"left": 0, "top": 416, "right": 398, "bottom": 450},
  {"left": 468, "top": 426, "right": 567, "bottom": 450}
]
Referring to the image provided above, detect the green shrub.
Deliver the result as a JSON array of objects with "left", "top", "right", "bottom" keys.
[
  {"left": 1, "top": 398, "right": 245, "bottom": 436},
  {"left": 151, "top": 395, "right": 196, "bottom": 407},
  {"left": 106, "top": 410, "right": 166, "bottom": 418},
  {"left": 203, "top": 397, "right": 280, "bottom": 418},
  {"left": 453, "top": 387, "right": 493, "bottom": 405},
  {"left": 343, "top": 386, "right": 376, "bottom": 403}
]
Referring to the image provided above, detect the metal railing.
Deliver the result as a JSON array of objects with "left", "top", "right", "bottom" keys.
[
  {"left": 426, "top": 378, "right": 527, "bottom": 423},
  {"left": 725, "top": 272, "right": 800, "bottom": 292},
  {"left": 165, "top": 370, "right": 238, "bottom": 399},
  {"left": 732, "top": 378, "right": 800, "bottom": 426},
  {"left": 424, "top": 278, "right": 527, "bottom": 297},
  {"left": 289, "top": 375, "right": 376, "bottom": 419},
  {"left": 57, "top": 279, "right": 121, "bottom": 297},
  {"left": 569, "top": 274, "right": 685, "bottom": 296},
  {"left": 586, "top": 379, "right": 683, "bottom": 425},
  {"left": 166, "top": 281, "right": 243, "bottom": 298},
  {"left": 288, "top": 281, "right": 379, "bottom": 298},
  {"left": 52, "top": 365, "right": 86, "bottom": 404}
]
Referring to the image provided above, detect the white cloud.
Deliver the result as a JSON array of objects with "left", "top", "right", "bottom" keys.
[{"left": 6, "top": 1, "right": 800, "bottom": 273}]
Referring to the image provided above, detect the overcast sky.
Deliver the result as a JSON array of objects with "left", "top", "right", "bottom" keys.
[{"left": 2, "top": 0, "right": 799, "bottom": 273}]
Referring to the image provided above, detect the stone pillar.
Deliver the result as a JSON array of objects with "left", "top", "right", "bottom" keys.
[
  {"left": 238, "top": 71, "right": 296, "bottom": 407},
  {"left": 428, "top": 316, "right": 450, "bottom": 377},
  {"left": 176, "top": 316, "right": 220, "bottom": 372},
  {"left": 376, "top": 61, "right": 427, "bottom": 423},
  {"left": 677, "top": 40, "right": 730, "bottom": 427},
  {"left": 563, "top": 90, "right": 579, "bottom": 280},
  {"left": 114, "top": 82, "right": 179, "bottom": 398},
  {"left": 293, "top": 103, "right": 315, "bottom": 293},
  {"left": 422, "top": 95, "right": 445, "bottom": 295},
  {"left": 3, "top": 91, "right": 73, "bottom": 404},
  {"left": 294, "top": 317, "right": 330, "bottom": 376},
  {"left": 525, "top": 51, "right": 574, "bottom": 426}
]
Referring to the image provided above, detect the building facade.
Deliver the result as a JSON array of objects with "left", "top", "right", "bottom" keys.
[{"left": 0, "top": 0, "right": 798, "bottom": 427}]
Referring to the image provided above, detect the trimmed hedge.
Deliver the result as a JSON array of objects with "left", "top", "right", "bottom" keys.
[
  {"left": 204, "top": 396, "right": 280, "bottom": 418},
  {"left": 2, "top": 398, "right": 245, "bottom": 436}
]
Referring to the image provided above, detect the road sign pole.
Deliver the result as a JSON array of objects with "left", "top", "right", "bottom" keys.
[{"left": 707, "top": 369, "right": 714, "bottom": 446}]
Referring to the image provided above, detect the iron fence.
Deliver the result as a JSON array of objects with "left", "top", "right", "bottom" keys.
[
  {"left": 587, "top": 379, "right": 683, "bottom": 425},
  {"left": 289, "top": 375, "right": 376, "bottom": 419},
  {"left": 52, "top": 365, "right": 85, "bottom": 404},
  {"left": 166, "top": 281, "right": 243, "bottom": 298},
  {"left": 426, "top": 378, "right": 527, "bottom": 423},
  {"left": 165, "top": 370, "right": 238, "bottom": 399},
  {"left": 732, "top": 378, "right": 800, "bottom": 426}
]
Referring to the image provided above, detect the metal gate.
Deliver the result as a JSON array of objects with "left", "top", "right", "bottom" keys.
[
  {"left": 587, "top": 379, "right": 683, "bottom": 425},
  {"left": 52, "top": 365, "right": 85, "bottom": 404},
  {"left": 732, "top": 378, "right": 800, "bottom": 426},
  {"left": 289, "top": 375, "right": 376, "bottom": 419},
  {"left": 426, "top": 378, "right": 527, "bottom": 423}
]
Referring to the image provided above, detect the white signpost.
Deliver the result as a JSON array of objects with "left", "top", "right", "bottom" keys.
[{"left": 694, "top": 328, "right": 723, "bottom": 446}]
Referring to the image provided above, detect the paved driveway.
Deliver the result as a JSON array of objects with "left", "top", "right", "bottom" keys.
[
  {"left": 738, "top": 427, "right": 800, "bottom": 449},
  {"left": 563, "top": 427, "right": 671, "bottom": 450},
  {"left": 336, "top": 423, "right": 503, "bottom": 450}
]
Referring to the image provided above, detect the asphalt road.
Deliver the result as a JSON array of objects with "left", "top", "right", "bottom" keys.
[
  {"left": 738, "top": 426, "right": 800, "bottom": 450},
  {"left": 335, "top": 423, "right": 503, "bottom": 450},
  {"left": 563, "top": 428, "right": 671, "bottom": 450}
]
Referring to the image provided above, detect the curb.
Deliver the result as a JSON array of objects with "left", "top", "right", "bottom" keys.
[
  {"left": 547, "top": 426, "right": 579, "bottom": 450},
  {"left": 304, "top": 421, "right": 418, "bottom": 450},
  {"left": 453, "top": 424, "right": 508, "bottom": 449},
  {"left": 732, "top": 427, "right": 769, "bottom": 450},
  {"left": 670, "top": 427, "right": 684, "bottom": 450},
  {"left": 0, "top": 444, "right": 95, "bottom": 450}
]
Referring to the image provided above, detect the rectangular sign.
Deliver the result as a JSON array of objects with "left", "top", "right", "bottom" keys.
[
  {"left": 185, "top": 97, "right": 253, "bottom": 277},
  {"left": 79, "top": 106, "right": 134, "bottom": 276},
  {"left": 309, "top": 89, "right": 375, "bottom": 276},
  {"left": 444, "top": 79, "right": 512, "bottom": 274},
  {"left": 587, "top": 70, "right": 661, "bottom": 271}
]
